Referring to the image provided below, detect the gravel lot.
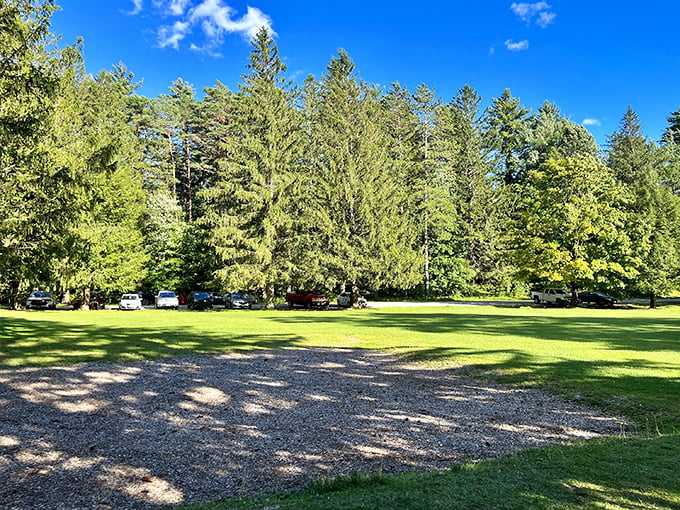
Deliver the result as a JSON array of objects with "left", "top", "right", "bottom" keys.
[{"left": 0, "top": 348, "right": 623, "bottom": 509}]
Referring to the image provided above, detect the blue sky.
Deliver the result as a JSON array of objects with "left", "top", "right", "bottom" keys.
[{"left": 51, "top": 1, "right": 680, "bottom": 146}]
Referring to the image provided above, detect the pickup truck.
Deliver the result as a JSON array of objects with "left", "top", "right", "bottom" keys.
[
  {"left": 530, "top": 288, "right": 571, "bottom": 305},
  {"left": 285, "top": 290, "right": 330, "bottom": 309}
]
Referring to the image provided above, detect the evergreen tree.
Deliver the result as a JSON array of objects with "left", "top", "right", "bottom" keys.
[
  {"left": 203, "top": 27, "right": 302, "bottom": 308},
  {"left": 608, "top": 108, "right": 680, "bottom": 307},
  {"left": 484, "top": 88, "right": 532, "bottom": 185},
  {"left": 433, "top": 86, "right": 506, "bottom": 294},
  {"left": 309, "top": 50, "right": 421, "bottom": 302},
  {"left": 0, "top": 0, "right": 71, "bottom": 308},
  {"left": 51, "top": 66, "right": 149, "bottom": 307}
]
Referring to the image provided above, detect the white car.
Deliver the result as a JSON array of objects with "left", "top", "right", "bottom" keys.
[
  {"left": 119, "top": 294, "right": 143, "bottom": 310},
  {"left": 337, "top": 292, "right": 368, "bottom": 308},
  {"left": 155, "top": 290, "right": 179, "bottom": 309}
]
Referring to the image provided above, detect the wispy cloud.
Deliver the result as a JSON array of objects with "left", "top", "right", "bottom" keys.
[
  {"left": 134, "top": 0, "right": 273, "bottom": 53},
  {"left": 510, "top": 2, "right": 556, "bottom": 28},
  {"left": 582, "top": 118, "right": 602, "bottom": 127},
  {"left": 505, "top": 39, "right": 529, "bottom": 52},
  {"left": 128, "top": 0, "right": 143, "bottom": 15}
]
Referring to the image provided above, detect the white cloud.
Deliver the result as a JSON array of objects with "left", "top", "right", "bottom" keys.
[
  {"left": 169, "top": 0, "right": 190, "bottom": 16},
  {"left": 582, "top": 118, "right": 602, "bottom": 127},
  {"left": 129, "top": 0, "right": 143, "bottom": 15},
  {"left": 158, "top": 20, "right": 192, "bottom": 49},
  {"left": 510, "top": 2, "right": 556, "bottom": 28},
  {"left": 155, "top": 0, "right": 273, "bottom": 52},
  {"left": 505, "top": 39, "right": 530, "bottom": 51}
]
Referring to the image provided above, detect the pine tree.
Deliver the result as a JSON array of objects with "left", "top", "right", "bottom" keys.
[
  {"left": 484, "top": 88, "right": 532, "bottom": 185},
  {"left": 308, "top": 50, "right": 421, "bottom": 301},
  {"left": 203, "top": 27, "right": 302, "bottom": 308},
  {"left": 608, "top": 108, "right": 680, "bottom": 307},
  {"left": 0, "top": 0, "right": 72, "bottom": 308},
  {"left": 51, "top": 66, "right": 149, "bottom": 307}
]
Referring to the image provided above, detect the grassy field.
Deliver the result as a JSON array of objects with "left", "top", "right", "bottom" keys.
[{"left": 1, "top": 304, "right": 679, "bottom": 509}]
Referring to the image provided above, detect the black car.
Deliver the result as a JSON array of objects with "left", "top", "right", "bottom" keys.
[
  {"left": 187, "top": 291, "right": 213, "bottom": 310},
  {"left": 208, "top": 292, "right": 225, "bottom": 306},
  {"left": 578, "top": 291, "right": 618, "bottom": 306}
]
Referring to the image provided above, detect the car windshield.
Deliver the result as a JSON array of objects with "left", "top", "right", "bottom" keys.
[
  {"left": 31, "top": 291, "right": 52, "bottom": 297},
  {"left": 231, "top": 294, "right": 247, "bottom": 299},
  {"left": 122, "top": 294, "right": 138, "bottom": 300},
  {"left": 159, "top": 292, "right": 176, "bottom": 298},
  {"left": 194, "top": 292, "right": 209, "bottom": 299}
]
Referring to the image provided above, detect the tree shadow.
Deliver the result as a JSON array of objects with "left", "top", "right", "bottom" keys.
[{"left": 0, "top": 349, "right": 622, "bottom": 509}]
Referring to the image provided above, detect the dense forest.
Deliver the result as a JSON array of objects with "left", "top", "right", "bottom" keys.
[{"left": 2, "top": 1, "right": 680, "bottom": 309}]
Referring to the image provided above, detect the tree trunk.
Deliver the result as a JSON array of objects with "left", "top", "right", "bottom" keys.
[
  {"left": 264, "top": 284, "right": 275, "bottom": 310},
  {"left": 351, "top": 283, "right": 359, "bottom": 308},
  {"left": 81, "top": 286, "right": 91, "bottom": 310},
  {"left": 9, "top": 279, "right": 23, "bottom": 310},
  {"left": 650, "top": 292, "right": 657, "bottom": 309},
  {"left": 570, "top": 284, "right": 579, "bottom": 307}
]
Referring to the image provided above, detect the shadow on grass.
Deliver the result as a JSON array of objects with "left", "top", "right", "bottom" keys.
[
  {"left": 266, "top": 311, "right": 680, "bottom": 431},
  {"left": 0, "top": 314, "right": 305, "bottom": 367},
  {"left": 225, "top": 435, "right": 680, "bottom": 510}
]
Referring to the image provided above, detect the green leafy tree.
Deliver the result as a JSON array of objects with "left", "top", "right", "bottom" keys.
[
  {"left": 203, "top": 27, "right": 303, "bottom": 308},
  {"left": 515, "top": 154, "right": 633, "bottom": 303}
]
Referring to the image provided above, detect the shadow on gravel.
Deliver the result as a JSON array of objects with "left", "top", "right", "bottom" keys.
[{"left": 0, "top": 349, "right": 622, "bottom": 509}]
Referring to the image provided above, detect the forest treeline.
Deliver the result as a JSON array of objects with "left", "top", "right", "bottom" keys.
[{"left": 2, "top": 1, "right": 680, "bottom": 309}]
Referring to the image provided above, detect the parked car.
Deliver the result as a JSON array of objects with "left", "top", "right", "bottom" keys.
[
  {"left": 72, "top": 292, "right": 105, "bottom": 310},
  {"left": 26, "top": 290, "right": 56, "bottom": 310},
  {"left": 578, "top": 291, "right": 618, "bottom": 306},
  {"left": 530, "top": 288, "right": 571, "bottom": 305},
  {"left": 208, "top": 292, "right": 225, "bottom": 306},
  {"left": 155, "top": 290, "right": 179, "bottom": 309},
  {"left": 119, "top": 293, "right": 143, "bottom": 310},
  {"left": 337, "top": 292, "right": 368, "bottom": 308},
  {"left": 187, "top": 291, "right": 213, "bottom": 310},
  {"left": 286, "top": 290, "right": 330, "bottom": 309},
  {"left": 224, "top": 292, "right": 251, "bottom": 309}
]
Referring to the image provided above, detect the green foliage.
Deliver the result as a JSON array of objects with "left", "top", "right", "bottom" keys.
[
  {"left": 203, "top": 28, "right": 303, "bottom": 307},
  {"left": 50, "top": 66, "right": 149, "bottom": 300},
  {"left": 515, "top": 154, "right": 634, "bottom": 294},
  {"left": 0, "top": 0, "right": 72, "bottom": 307},
  {"left": 305, "top": 50, "right": 422, "bottom": 293}
]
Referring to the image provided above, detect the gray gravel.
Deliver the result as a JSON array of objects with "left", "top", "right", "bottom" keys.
[{"left": 0, "top": 348, "right": 623, "bottom": 509}]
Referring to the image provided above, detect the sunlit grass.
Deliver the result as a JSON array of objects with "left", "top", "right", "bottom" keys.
[{"left": 2, "top": 305, "right": 680, "bottom": 509}]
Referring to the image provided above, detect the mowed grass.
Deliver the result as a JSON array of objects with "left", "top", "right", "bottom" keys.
[{"left": 1, "top": 304, "right": 679, "bottom": 509}]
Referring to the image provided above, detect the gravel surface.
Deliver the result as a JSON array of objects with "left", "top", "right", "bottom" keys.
[{"left": 0, "top": 348, "right": 623, "bottom": 509}]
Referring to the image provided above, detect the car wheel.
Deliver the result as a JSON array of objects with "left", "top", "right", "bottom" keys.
[
  {"left": 286, "top": 301, "right": 293, "bottom": 308},
  {"left": 533, "top": 296, "right": 540, "bottom": 304}
]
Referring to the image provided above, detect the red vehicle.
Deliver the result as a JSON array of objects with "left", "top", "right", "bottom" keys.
[{"left": 285, "top": 290, "right": 330, "bottom": 309}]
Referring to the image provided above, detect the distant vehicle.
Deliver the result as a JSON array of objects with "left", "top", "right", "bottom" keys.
[
  {"left": 72, "top": 292, "right": 105, "bottom": 310},
  {"left": 224, "top": 292, "right": 251, "bottom": 309},
  {"left": 187, "top": 291, "right": 213, "bottom": 310},
  {"left": 286, "top": 290, "right": 330, "bottom": 309},
  {"left": 337, "top": 292, "right": 368, "bottom": 308},
  {"left": 530, "top": 288, "right": 571, "bottom": 305},
  {"left": 155, "top": 290, "right": 179, "bottom": 310},
  {"left": 578, "top": 291, "right": 617, "bottom": 306},
  {"left": 26, "top": 291, "right": 56, "bottom": 310},
  {"left": 119, "top": 293, "right": 143, "bottom": 310},
  {"left": 208, "top": 292, "right": 225, "bottom": 306}
]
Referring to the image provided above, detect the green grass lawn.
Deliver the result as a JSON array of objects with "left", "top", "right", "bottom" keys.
[{"left": 1, "top": 304, "right": 679, "bottom": 509}]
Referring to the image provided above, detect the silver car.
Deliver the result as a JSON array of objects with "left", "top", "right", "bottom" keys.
[
  {"left": 26, "top": 291, "right": 56, "bottom": 310},
  {"left": 155, "top": 290, "right": 179, "bottom": 309}
]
